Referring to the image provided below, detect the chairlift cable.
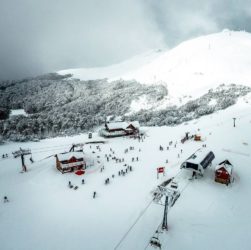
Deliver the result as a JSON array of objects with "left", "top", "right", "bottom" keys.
[{"left": 114, "top": 199, "right": 154, "bottom": 250}]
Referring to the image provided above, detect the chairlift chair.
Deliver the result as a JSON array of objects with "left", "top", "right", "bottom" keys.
[
  {"left": 150, "top": 236, "right": 161, "bottom": 249},
  {"left": 170, "top": 181, "right": 178, "bottom": 189}
]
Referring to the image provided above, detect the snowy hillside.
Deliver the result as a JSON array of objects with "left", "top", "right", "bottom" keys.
[
  {"left": 58, "top": 49, "right": 162, "bottom": 81},
  {"left": 123, "top": 30, "right": 251, "bottom": 101},
  {"left": 1, "top": 94, "right": 251, "bottom": 250},
  {"left": 59, "top": 30, "right": 251, "bottom": 104},
  {"left": 2, "top": 30, "right": 251, "bottom": 142}
]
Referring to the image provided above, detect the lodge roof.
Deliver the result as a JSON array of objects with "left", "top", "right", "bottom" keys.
[
  {"left": 56, "top": 152, "right": 84, "bottom": 162},
  {"left": 186, "top": 148, "right": 214, "bottom": 166},
  {"left": 106, "top": 122, "right": 128, "bottom": 130},
  {"left": 215, "top": 160, "right": 233, "bottom": 174},
  {"left": 106, "top": 121, "right": 140, "bottom": 130}
]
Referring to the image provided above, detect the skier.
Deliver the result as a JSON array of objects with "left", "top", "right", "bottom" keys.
[
  {"left": 192, "top": 171, "right": 197, "bottom": 179},
  {"left": 4, "top": 196, "right": 9, "bottom": 203},
  {"left": 30, "top": 156, "right": 34, "bottom": 163},
  {"left": 93, "top": 191, "right": 96, "bottom": 199},
  {"left": 82, "top": 179, "right": 85, "bottom": 184},
  {"left": 68, "top": 181, "right": 72, "bottom": 187}
]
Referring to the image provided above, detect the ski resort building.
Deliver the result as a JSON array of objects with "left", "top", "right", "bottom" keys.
[
  {"left": 215, "top": 160, "right": 233, "bottom": 185},
  {"left": 194, "top": 135, "right": 201, "bottom": 141},
  {"left": 55, "top": 152, "right": 86, "bottom": 174},
  {"left": 180, "top": 149, "right": 215, "bottom": 175},
  {"left": 99, "top": 121, "right": 140, "bottom": 138}
]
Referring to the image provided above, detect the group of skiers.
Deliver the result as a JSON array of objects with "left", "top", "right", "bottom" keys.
[
  {"left": 2, "top": 154, "right": 8, "bottom": 158},
  {"left": 68, "top": 180, "right": 97, "bottom": 198}
]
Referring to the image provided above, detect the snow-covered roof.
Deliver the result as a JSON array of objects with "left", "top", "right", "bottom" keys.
[
  {"left": 186, "top": 149, "right": 214, "bottom": 165},
  {"left": 106, "top": 122, "right": 128, "bottom": 130},
  {"left": 10, "top": 109, "right": 28, "bottom": 117},
  {"left": 106, "top": 121, "right": 140, "bottom": 130},
  {"left": 215, "top": 160, "right": 233, "bottom": 174},
  {"left": 128, "top": 121, "right": 140, "bottom": 129},
  {"left": 56, "top": 152, "right": 84, "bottom": 161}
]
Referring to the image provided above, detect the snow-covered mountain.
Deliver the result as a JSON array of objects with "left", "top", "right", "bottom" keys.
[
  {"left": 58, "top": 49, "right": 163, "bottom": 82},
  {"left": 59, "top": 30, "right": 251, "bottom": 103}
]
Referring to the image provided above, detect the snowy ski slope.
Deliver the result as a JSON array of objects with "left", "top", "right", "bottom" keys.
[
  {"left": 1, "top": 94, "right": 251, "bottom": 250},
  {"left": 59, "top": 30, "right": 251, "bottom": 105}
]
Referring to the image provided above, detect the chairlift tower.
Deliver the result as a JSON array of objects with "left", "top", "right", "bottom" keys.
[
  {"left": 12, "top": 148, "right": 31, "bottom": 172},
  {"left": 153, "top": 185, "right": 180, "bottom": 232},
  {"left": 69, "top": 143, "right": 84, "bottom": 152},
  {"left": 162, "top": 195, "right": 169, "bottom": 231},
  {"left": 233, "top": 117, "right": 236, "bottom": 127}
]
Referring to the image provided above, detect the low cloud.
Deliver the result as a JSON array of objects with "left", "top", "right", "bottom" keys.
[{"left": 0, "top": 0, "right": 250, "bottom": 80}]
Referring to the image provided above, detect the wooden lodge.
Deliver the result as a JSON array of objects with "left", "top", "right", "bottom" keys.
[
  {"left": 215, "top": 160, "right": 233, "bottom": 185},
  {"left": 100, "top": 121, "right": 140, "bottom": 138},
  {"left": 55, "top": 152, "right": 86, "bottom": 174}
]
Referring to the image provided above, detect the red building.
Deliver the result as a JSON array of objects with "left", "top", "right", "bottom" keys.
[
  {"left": 215, "top": 160, "right": 233, "bottom": 185},
  {"left": 55, "top": 152, "right": 86, "bottom": 174}
]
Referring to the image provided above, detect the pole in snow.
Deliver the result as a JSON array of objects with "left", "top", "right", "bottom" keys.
[
  {"left": 162, "top": 196, "right": 168, "bottom": 231},
  {"left": 233, "top": 118, "right": 236, "bottom": 127},
  {"left": 21, "top": 154, "right": 27, "bottom": 172}
]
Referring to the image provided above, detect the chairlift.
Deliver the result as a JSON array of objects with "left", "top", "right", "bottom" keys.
[
  {"left": 170, "top": 190, "right": 180, "bottom": 207},
  {"left": 153, "top": 191, "right": 163, "bottom": 203},
  {"left": 12, "top": 148, "right": 31, "bottom": 158},
  {"left": 150, "top": 236, "right": 161, "bottom": 249},
  {"left": 170, "top": 181, "right": 178, "bottom": 189}
]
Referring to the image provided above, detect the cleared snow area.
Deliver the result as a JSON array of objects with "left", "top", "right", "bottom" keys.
[
  {"left": 10, "top": 109, "right": 27, "bottom": 117},
  {"left": 1, "top": 97, "right": 251, "bottom": 250}
]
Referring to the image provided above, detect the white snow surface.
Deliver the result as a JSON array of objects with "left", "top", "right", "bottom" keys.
[
  {"left": 58, "top": 49, "right": 162, "bottom": 81},
  {"left": 122, "top": 30, "right": 251, "bottom": 100},
  {"left": 59, "top": 30, "right": 251, "bottom": 105},
  {"left": 1, "top": 96, "right": 251, "bottom": 250},
  {"left": 10, "top": 109, "right": 28, "bottom": 117}
]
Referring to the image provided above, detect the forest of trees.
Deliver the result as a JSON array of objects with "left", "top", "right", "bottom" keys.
[{"left": 0, "top": 73, "right": 250, "bottom": 142}]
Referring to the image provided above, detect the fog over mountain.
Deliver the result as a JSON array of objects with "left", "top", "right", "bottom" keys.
[{"left": 0, "top": 0, "right": 251, "bottom": 80}]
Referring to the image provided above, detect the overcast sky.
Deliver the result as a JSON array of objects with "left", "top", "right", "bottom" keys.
[{"left": 0, "top": 0, "right": 251, "bottom": 80}]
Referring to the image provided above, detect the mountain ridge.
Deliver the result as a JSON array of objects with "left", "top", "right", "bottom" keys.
[{"left": 59, "top": 30, "right": 251, "bottom": 105}]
